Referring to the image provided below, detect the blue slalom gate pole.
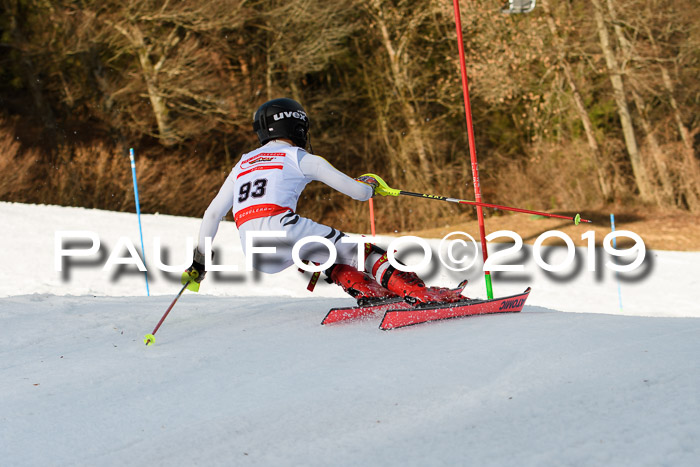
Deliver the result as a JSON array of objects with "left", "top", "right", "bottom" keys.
[
  {"left": 130, "top": 148, "right": 150, "bottom": 296},
  {"left": 610, "top": 214, "right": 622, "bottom": 312}
]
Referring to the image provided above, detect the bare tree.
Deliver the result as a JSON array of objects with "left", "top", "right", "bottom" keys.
[
  {"left": 638, "top": 1, "right": 700, "bottom": 210},
  {"left": 603, "top": 0, "right": 675, "bottom": 205},
  {"left": 590, "top": 0, "right": 654, "bottom": 202},
  {"left": 541, "top": 0, "right": 612, "bottom": 200},
  {"left": 259, "top": 0, "right": 358, "bottom": 96},
  {"left": 2, "top": 0, "right": 59, "bottom": 147},
  {"left": 81, "top": 0, "right": 253, "bottom": 146}
]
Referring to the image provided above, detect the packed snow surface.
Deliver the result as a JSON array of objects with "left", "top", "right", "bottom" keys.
[{"left": 1, "top": 202, "right": 699, "bottom": 466}]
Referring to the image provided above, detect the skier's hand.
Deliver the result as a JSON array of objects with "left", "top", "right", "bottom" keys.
[
  {"left": 182, "top": 249, "right": 208, "bottom": 285},
  {"left": 356, "top": 173, "right": 400, "bottom": 197},
  {"left": 355, "top": 174, "right": 380, "bottom": 196},
  {"left": 183, "top": 262, "right": 205, "bottom": 283}
]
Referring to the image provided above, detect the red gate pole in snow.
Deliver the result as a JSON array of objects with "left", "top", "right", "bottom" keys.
[{"left": 451, "top": 0, "right": 494, "bottom": 299}]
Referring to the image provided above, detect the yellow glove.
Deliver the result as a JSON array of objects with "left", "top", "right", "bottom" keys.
[{"left": 181, "top": 249, "right": 208, "bottom": 292}]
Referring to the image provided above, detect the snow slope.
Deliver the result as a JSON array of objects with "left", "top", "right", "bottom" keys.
[{"left": 1, "top": 202, "right": 699, "bottom": 466}]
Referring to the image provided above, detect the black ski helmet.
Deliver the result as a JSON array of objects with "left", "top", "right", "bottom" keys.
[{"left": 252, "top": 98, "right": 310, "bottom": 148}]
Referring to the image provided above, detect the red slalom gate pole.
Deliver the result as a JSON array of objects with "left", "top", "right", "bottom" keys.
[
  {"left": 452, "top": 0, "right": 494, "bottom": 298},
  {"left": 368, "top": 198, "right": 377, "bottom": 236}
]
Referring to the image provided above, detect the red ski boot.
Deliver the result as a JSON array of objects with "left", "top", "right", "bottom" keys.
[
  {"left": 384, "top": 268, "right": 465, "bottom": 305},
  {"left": 366, "top": 249, "right": 465, "bottom": 305},
  {"left": 329, "top": 264, "right": 399, "bottom": 305}
]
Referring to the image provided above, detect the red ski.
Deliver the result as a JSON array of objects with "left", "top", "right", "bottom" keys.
[
  {"left": 322, "top": 297, "right": 407, "bottom": 325},
  {"left": 379, "top": 287, "right": 531, "bottom": 330},
  {"left": 322, "top": 280, "right": 470, "bottom": 325}
]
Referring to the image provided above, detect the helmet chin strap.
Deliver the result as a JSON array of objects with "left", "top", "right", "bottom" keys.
[{"left": 306, "top": 132, "right": 313, "bottom": 154}]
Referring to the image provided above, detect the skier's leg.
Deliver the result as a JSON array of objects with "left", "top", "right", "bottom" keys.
[
  {"left": 239, "top": 213, "right": 356, "bottom": 273},
  {"left": 312, "top": 234, "right": 464, "bottom": 304},
  {"left": 245, "top": 213, "right": 398, "bottom": 302},
  {"left": 365, "top": 247, "right": 465, "bottom": 304},
  {"left": 240, "top": 213, "right": 461, "bottom": 304}
]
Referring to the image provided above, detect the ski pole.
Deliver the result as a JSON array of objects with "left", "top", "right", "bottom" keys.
[
  {"left": 144, "top": 281, "right": 190, "bottom": 346},
  {"left": 399, "top": 190, "right": 591, "bottom": 224},
  {"left": 363, "top": 174, "right": 592, "bottom": 225}
]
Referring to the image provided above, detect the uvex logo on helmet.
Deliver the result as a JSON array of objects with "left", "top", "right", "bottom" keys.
[{"left": 272, "top": 111, "right": 307, "bottom": 122}]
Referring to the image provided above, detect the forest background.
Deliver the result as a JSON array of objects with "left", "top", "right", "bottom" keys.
[{"left": 1, "top": 0, "right": 698, "bottom": 234}]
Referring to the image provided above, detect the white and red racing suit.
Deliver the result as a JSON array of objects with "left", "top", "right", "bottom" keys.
[{"left": 196, "top": 140, "right": 373, "bottom": 273}]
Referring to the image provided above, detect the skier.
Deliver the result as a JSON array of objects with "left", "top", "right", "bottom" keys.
[{"left": 183, "top": 98, "right": 463, "bottom": 305}]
